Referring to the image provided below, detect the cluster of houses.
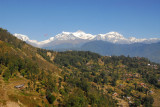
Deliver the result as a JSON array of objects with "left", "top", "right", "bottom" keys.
[
  {"left": 148, "top": 63, "right": 158, "bottom": 69},
  {"left": 123, "top": 73, "right": 140, "bottom": 81},
  {"left": 125, "top": 73, "right": 140, "bottom": 78},
  {"left": 112, "top": 92, "right": 134, "bottom": 105},
  {"left": 140, "top": 83, "right": 146, "bottom": 87},
  {"left": 112, "top": 92, "right": 118, "bottom": 97}
]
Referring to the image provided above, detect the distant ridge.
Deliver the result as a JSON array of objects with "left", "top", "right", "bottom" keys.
[{"left": 81, "top": 40, "right": 160, "bottom": 63}]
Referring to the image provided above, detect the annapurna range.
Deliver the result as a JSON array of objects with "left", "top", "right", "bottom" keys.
[
  {"left": 14, "top": 31, "right": 160, "bottom": 63},
  {"left": 14, "top": 31, "right": 160, "bottom": 48}
]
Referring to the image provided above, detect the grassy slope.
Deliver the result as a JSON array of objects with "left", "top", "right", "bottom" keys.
[{"left": 153, "top": 89, "right": 160, "bottom": 106}]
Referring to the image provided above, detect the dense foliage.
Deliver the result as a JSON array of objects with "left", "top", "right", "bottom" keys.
[
  {"left": 54, "top": 51, "right": 101, "bottom": 68},
  {"left": 0, "top": 28, "right": 26, "bottom": 48}
]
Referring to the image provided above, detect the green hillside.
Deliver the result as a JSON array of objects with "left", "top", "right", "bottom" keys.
[{"left": 0, "top": 28, "right": 160, "bottom": 107}]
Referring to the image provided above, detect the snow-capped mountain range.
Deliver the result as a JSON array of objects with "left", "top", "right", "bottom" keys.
[
  {"left": 13, "top": 31, "right": 160, "bottom": 63},
  {"left": 13, "top": 31, "right": 160, "bottom": 48}
]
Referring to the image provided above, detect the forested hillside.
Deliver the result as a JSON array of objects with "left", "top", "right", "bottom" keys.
[
  {"left": 42, "top": 50, "right": 160, "bottom": 107},
  {"left": 0, "top": 28, "right": 160, "bottom": 107}
]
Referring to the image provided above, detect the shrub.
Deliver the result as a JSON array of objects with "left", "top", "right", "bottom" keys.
[{"left": 46, "top": 91, "right": 56, "bottom": 104}]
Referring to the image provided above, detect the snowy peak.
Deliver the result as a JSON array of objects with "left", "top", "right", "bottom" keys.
[
  {"left": 13, "top": 33, "right": 55, "bottom": 47},
  {"left": 94, "top": 32, "right": 127, "bottom": 43},
  {"left": 54, "top": 30, "right": 95, "bottom": 40},
  {"left": 73, "top": 30, "right": 95, "bottom": 40},
  {"left": 14, "top": 33, "right": 29, "bottom": 41},
  {"left": 54, "top": 32, "right": 78, "bottom": 40},
  {"left": 94, "top": 32, "right": 160, "bottom": 44},
  {"left": 106, "top": 32, "right": 124, "bottom": 38}
]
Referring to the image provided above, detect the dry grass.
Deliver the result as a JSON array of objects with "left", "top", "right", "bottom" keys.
[
  {"left": 8, "top": 94, "right": 18, "bottom": 102},
  {"left": 18, "top": 96, "right": 38, "bottom": 107},
  {"left": 153, "top": 89, "right": 160, "bottom": 107}
]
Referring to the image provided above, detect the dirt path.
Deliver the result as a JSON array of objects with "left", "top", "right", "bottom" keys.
[
  {"left": 0, "top": 76, "right": 8, "bottom": 100},
  {"left": 5, "top": 102, "right": 20, "bottom": 107}
]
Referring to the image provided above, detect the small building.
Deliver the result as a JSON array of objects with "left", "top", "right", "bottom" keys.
[
  {"left": 119, "top": 84, "right": 124, "bottom": 88},
  {"left": 134, "top": 73, "right": 140, "bottom": 78},
  {"left": 14, "top": 84, "right": 25, "bottom": 89},
  {"left": 153, "top": 65, "right": 158, "bottom": 69},
  {"left": 127, "top": 96, "right": 131, "bottom": 100},
  {"left": 149, "top": 90, "right": 154, "bottom": 94},
  {"left": 128, "top": 101, "right": 133, "bottom": 105},
  {"left": 127, "top": 78, "right": 132, "bottom": 81},
  {"left": 140, "top": 83, "right": 145, "bottom": 87},
  {"left": 112, "top": 92, "right": 118, "bottom": 97}
]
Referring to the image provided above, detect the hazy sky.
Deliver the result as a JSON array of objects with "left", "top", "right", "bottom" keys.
[{"left": 0, "top": 0, "right": 160, "bottom": 41}]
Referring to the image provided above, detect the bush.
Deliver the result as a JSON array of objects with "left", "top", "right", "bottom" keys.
[
  {"left": 142, "top": 95, "right": 154, "bottom": 107},
  {"left": 3, "top": 69, "right": 11, "bottom": 81},
  {"left": 133, "top": 99, "right": 141, "bottom": 106},
  {"left": 65, "top": 89, "right": 87, "bottom": 106},
  {"left": 0, "top": 68, "right": 2, "bottom": 75},
  {"left": 46, "top": 91, "right": 56, "bottom": 104}
]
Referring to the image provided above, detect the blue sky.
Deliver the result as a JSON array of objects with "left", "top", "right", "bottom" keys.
[{"left": 0, "top": 0, "right": 160, "bottom": 41}]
